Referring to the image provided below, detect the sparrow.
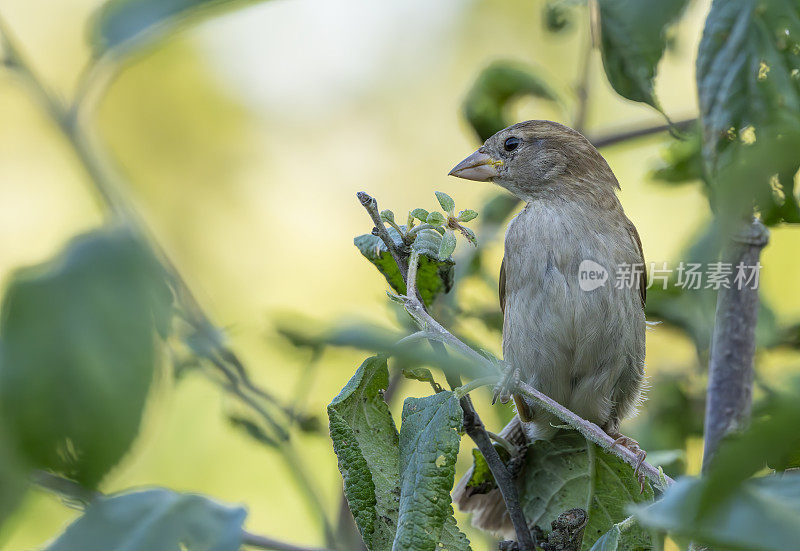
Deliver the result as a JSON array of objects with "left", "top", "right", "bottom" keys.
[{"left": 448, "top": 120, "right": 647, "bottom": 536}]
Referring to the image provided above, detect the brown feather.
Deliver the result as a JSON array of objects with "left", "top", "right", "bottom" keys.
[
  {"left": 624, "top": 217, "right": 647, "bottom": 308},
  {"left": 499, "top": 256, "right": 506, "bottom": 315}
]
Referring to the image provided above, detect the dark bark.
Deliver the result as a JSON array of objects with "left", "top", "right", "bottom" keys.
[{"left": 702, "top": 218, "right": 769, "bottom": 471}]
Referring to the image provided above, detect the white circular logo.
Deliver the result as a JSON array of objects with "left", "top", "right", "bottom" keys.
[{"left": 578, "top": 260, "right": 608, "bottom": 291}]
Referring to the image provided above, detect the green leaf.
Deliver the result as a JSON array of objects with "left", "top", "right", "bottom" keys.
[
  {"left": 464, "top": 60, "right": 561, "bottom": 141},
  {"left": 426, "top": 211, "right": 446, "bottom": 226},
  {"left": 381, "top": 210, "right": 395, "bottom": 224},
  {"left": 589, "top": 517, "right": 649, "bottom": 551},
  {"left": 328, "top": 356, "right": 400, "bottom": 550},
  {"left": 401, "top": 367, "right": 442, "bottom": 393},
  {"left": 517, "top": 431, "right": 654, "bottom": 550},
  {"left": 597, "top": 0, "right": 690, "bottom": 109},
  {"left": 439, "top": 231, "right": 457, "bottom": 261},
  {"left": 354, "top": 229, "right": 454, "bottom": 307},
  {"left": 90, "top": 0, "right": 270, "bottom": 56},
  {"left": 697, "top": 0, "right": 800, "bottom": 225},
  {"left": 394, "top": 392, "right": 470, "bottom": 551},
  {"left": 435, "top": 191, "right": 456, "bottom": 215},
  {"left": 46, "top": 489, "right": 246, "bottom": 551},
  {"left": 0, "top": 425, "right": 28, "bottom": 529},
  {"left": 651, "top": 123, "right": 706, "bottom": 184},
  {"left": 325, "top": 324, "right": 493, "bottom": 381},
  {"left": 457, "top": 209, "right": 478, "bottom": 223},
  {"left": 0, "top": 227, "right": 172, "bottom": 487},
  {"left": 635, "top": 473, "right": 800, "bottom": 551},
  {"left": 410, "top": 208, "right": 430, "bottom": 223},
  {"left": 463, "top": 445, "right": 511, "bottom": 496}
]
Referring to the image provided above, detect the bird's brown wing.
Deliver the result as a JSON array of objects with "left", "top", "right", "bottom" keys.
[
  {"left": 499, "top": 257, "right": 506, "bottom": 315},
  {"left": 625, "top": 219, "right": 647, "bottom": 309},
  {"left": 499, "top": 257, "right": 533, "bottom": 421}
]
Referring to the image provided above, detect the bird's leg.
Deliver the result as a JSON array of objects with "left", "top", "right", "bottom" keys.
[
  {"left": 492, "top": 364, "right": 520, "bottom": 405},
  {"left": 606, "top": 430, "right": 647, "bottom": 492},
  {"left": 492, "top": 364, "right": 534, "bottom": 422}
]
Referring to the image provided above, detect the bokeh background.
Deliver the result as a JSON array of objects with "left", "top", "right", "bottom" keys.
[{"left": 1, "top": 0, "right": 799, "bottom": 549}]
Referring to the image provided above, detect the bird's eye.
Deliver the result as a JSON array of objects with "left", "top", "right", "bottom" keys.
[{"left": 504, "top": 137, "right": 521, "bottom": 152}]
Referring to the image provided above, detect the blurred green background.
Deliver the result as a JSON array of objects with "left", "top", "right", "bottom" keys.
[{"left": 1, "top": 0, "right": 800, "bottom": 549}]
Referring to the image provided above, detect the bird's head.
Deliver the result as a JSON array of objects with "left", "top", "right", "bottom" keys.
[{"left": 448, "top": 120, "right": 619, "bottom": 202}]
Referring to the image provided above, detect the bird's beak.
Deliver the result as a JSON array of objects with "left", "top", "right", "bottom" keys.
[{"left": 448, "top": 148, "right": 502, "bottom": 182}]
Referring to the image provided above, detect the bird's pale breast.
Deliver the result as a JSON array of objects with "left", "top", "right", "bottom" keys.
[{"left": 502, "top": 198, "right": 646, "bottom": 439}]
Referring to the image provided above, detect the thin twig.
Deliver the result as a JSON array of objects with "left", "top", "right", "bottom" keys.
[
  {"left": 486, "top": 431, "right": 519, "bottom": 458},
  {"left": 357, "top": 192, "right": 409, "bottom": 276},
  {"left": 242, "top": 531, "right": 335, "bottom": 551},
  {"left": 572, "top": 28, "right": 594, "bottom": 134},
  {"left": 397, "top": 281, "right": 673, "bottom": 489},
  {"left": 591, "top": 118, "right": 696, "bottom": 149}
]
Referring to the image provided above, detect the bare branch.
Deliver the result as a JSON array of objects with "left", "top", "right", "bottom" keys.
[
  {"left": 591, "top": 118, "right": 696, "bottom": 149},
  {"left": 702, "top": 218, "right": 769, "bottom": 471},
  {"left": 398, "top": 288, "right": 673, "bottom": 489},
  {"left": 357, "top": 192, "right": 409, "bottom": 276},
  {"left": 242, "top": 531, "right": 335, "bottom": 551}
]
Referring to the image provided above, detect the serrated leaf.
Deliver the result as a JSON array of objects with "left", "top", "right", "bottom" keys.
[
  {"left": 518, "top": 431, "right": 654, "bottom": 550},
  {"left": 634, "top": 473, "right": 800, "bottom": 551},
  {"left": 354, "top": 229, "right": 453, "bottom": 307},
  {"left": 410, "top": 208, "right": 430, "bottom": 222},
  {"left": 90, "top": 0, "right": 272, "bottom": 56},
  {"left": 439, "top": 231, "right": 457, "bottom": 261},
  {"left": 464, "top": 61, "right": 561, "bottom": 141},
  {"left": 435, "top": 191, "right": 456, "bottom": 214},
  {"left": 426, "top": 212, "right": 446, "bottom": 226},
  {"left": 328, "top": 356, "right": 399, "bottom": 550},
  {"left": 46, "top": 489, "right": 246, "bottom": 551},
  {"left": 353, "top": 226, "right": 455, "bottom": 305},
  {"left": 0, "top": 227, "right": 172, "bottom": 487},
  {"left": 457, "top": 209, "right": 478, "bottom": 222},
  {"left": 697, "top": 0, "right": 800, "bottom": 225},
  {"left": 395, "top": 391, "right": 469, "bottom": 551},
  {"left": 597, "top": 0, "right": 690, "bottom": 110},
  {"left": 458, "top": 226, "right": 478, "bottom": 246}
]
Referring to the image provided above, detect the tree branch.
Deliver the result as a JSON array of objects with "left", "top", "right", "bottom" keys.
[
  {"left": 397, "top": 271, "right": 673, "bottom": 488},
  {"left": 591, "top": 118, "right": 696, "bottom": 149},
  {"left": 242, "top": 530, "right": 335, "bottom": 551},
  {"left": 358, "top": 195, "right": 537, "bottom": 550},
  {"left": 702, "top": 218, "right": 769, "bottom": 471}
]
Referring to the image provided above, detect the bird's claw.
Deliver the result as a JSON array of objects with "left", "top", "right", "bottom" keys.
[
  {"left": 610, "top": 434, "right": 648, "bottom": 493},
  {"left": 492, "top": 365, "right": 520, "bottom": 405}
]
